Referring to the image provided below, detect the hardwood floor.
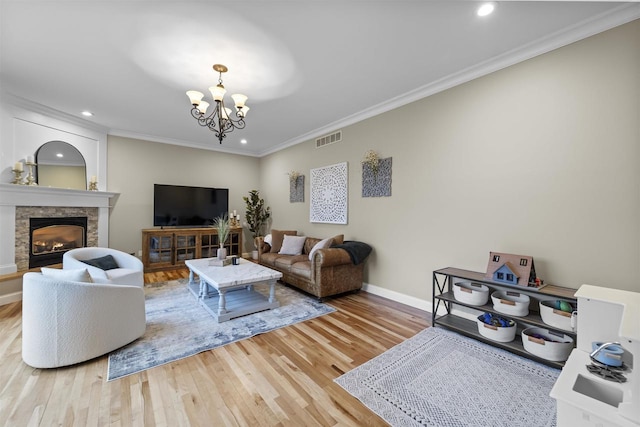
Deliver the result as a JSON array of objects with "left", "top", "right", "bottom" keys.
[{"left": 0, "top": 269, "right": 429, "bottom": 426}]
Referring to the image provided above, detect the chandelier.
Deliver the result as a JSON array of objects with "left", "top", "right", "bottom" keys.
[{"left": 186, "top": 64, "right": 249, "bottom": 144}]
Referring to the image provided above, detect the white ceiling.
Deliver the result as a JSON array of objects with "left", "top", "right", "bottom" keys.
[{"left": 2, "top": 1, "right": 639, "bottom": 157}]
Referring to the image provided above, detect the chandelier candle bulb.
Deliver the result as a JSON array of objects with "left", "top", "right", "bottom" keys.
[
  {"left": 197, "top": 101, "right": 209, "bottom": 115},
  {"left": 232, "top": 94, "right": 247, "bottom": 108},
  {"left": 210, "top": 85, "right": 226, "bottom": 102},
  {"left": 186, "top": 91, "right": 204, "bottom": 106}
]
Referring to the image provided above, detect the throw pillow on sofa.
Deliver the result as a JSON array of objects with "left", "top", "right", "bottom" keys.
[
  {"left": 269, "top": 230, "right": 297, "bottom": 253},
  {"left": 41, "top": 267, "right": 92, "bottom": 283},
  {"left": 331, "top": 234, "right": 345, "bottom": 245},
  {"left": 81, "top": 254, "right": 120, "bottom": 270},
  {"left": 279, "top": 235, "right": 307, "bottom": 255},
  {"left": 308, "top": 237, "right": 334, "bottom": 260}
]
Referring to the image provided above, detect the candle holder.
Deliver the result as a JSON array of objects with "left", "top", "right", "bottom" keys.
[
  {"left": 24, "top": 162, "right": 37, "bottom": 186},
  {"left": 88, "top": 181, "right": 98, "bottom": 191},
  {"left": 229, "top": 217, "right": 239, "bottom": 227},
  {"left": 11, "top": 169, "right": 24, "bottom": 185}
]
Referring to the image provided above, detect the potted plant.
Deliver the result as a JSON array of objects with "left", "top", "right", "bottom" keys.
[
  {"left": 243, "top": 190, "right": 271, "bottom": 259},
  {"left": 213, "top": 214, "right": 230, "bottom": 260}
]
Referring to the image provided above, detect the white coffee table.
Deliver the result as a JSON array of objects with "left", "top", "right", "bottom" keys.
[{"left": 185, "top": 258, "right": 282, "bottom": 322}]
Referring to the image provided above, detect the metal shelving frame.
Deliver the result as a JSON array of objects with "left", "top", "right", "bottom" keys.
[{"left": 432, "top": 267, "right": 577, "bottom": 369}]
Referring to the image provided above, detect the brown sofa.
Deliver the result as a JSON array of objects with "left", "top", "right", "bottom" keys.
[{"left": 255, "top": 231, "right": 369, "bottom": 299}]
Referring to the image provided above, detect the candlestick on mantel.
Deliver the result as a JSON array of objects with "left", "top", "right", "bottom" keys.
[
  {"left": 88, "top": 176, "right": 98, "bottom": 191},
  {"left": 11, "top": 163, "right": 24, "bottom": 184},
  {"left": 23, "top": 159, "right": 37, "bottom": 186}
]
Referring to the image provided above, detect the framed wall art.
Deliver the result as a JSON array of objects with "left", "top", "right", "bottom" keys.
[
  {"left": 362, "top": 156, "right": 392, "bottom": 197},
  {"left": 289, "top": 174, "right": 304, "bottom": 203},
  {"left": 310, "top": 162, "right": 348, "bottom": 224}
]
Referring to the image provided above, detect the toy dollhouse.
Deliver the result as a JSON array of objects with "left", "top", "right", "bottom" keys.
[{"left": 485, "top": 252, "right": 540, "bottom": 287}]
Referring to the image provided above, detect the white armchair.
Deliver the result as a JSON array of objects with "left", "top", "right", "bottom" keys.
[
  {"left": 63, "top": 247, "right": 144, "bottom": 287},
  {"left": 21, "top": 272, "right": 146, "bottom": 368}
]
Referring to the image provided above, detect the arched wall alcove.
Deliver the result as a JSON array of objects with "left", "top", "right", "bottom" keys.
[{"left": 35, "top": 140, "right": 87, "bottom": 190}]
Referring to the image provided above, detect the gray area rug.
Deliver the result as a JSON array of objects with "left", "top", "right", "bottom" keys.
[
  {"left": 107, "top": 279, "right": 335, "bottom": 381},
  {"left": 335, "top": 327, "right": 560, "bottom": 427}
]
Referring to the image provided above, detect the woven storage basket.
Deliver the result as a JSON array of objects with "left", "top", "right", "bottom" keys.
[
  {"left": 491, "top": 290, "right": 530, "bottom": 316},
  {"left": 522, "top": 327, "right": 574, "bottom": 362},
  {"left": 453, "top": 282, "right": 490, "bottom": 306}
]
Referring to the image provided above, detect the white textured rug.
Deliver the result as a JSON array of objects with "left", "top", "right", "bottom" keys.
[
  {"left": 107, "top": 279, "right": 335, "bottom": 381},
  {"left": 335, "top": 328, "right": 560, "bottom": 427}
]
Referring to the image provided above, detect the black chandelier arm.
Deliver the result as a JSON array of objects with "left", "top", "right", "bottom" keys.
[
  {"left": 232, "top": 114, "right": 246, "bottom": 128},
  {"left": 218, "top": 99, "right": 247, "bottom": 128},
  {"left": 190, "top": 106, "right": 205, "bottom": 121},
  {"left": 189, "top": 101, "right": 246, "bottom": 144},
  {"left": 214, "top": 129, "right": 226, "bottom": 144}
]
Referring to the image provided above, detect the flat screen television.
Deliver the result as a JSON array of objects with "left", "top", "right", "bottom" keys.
[{"left": 153, "top": 184, "right": 229, "bottom": 227}]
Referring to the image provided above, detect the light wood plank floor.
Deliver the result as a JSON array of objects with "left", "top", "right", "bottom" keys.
[{"left": 0, "top": 269, "right": 429, "bottom": 426}]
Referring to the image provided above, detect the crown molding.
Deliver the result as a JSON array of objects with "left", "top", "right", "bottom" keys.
[
  {"left": 4, "top": 93, "right": 260, "bottom": 157},
  {"left": 5, "top": 3, "right": 639, "bottom": 159},
  {"left": 259, "top": 2, "right": 640, "bottom": 157},
  {"left": 2, "top": 92, "right": 109, "bottom": 136},
  {"left": 106, "top": 129, "right": 261, "bottom": 158}
]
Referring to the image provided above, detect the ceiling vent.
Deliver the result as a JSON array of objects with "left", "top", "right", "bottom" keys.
[{"left": 315, "top": 130, "right": 342, "bottom": 148}]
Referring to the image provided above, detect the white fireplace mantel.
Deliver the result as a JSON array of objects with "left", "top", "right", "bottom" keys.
[
  {"left": 0, "top": 184, "right": 119, "bottom": 275},
  {"left": 0, "top": 184, "right": 118, "bottom": 207}
]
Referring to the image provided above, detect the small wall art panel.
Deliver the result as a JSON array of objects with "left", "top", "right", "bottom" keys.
[
  {"left": 290, "top": 175, "right": 304, "bottom": 203},
  {"left": 310, "top": 162, "right": 348, "bottom": 224},
  {"left": 362, "top": 157, "right": 392, "bottom": 197}
]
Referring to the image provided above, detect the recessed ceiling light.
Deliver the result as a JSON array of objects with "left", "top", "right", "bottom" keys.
[
  {"left": 56, "top": 153, "right": 63, "bottom": 158},
  {"left": 240, "top": 139, "right": 248, "bottom": 144},
  {"left": 477, "top": 3, "right": 495, "bottom": 17},
  {"left": 81, "top": 111, "right": 93, "bottom": 117}
]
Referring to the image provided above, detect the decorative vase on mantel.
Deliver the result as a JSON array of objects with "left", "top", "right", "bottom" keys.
[{"left": 217, "top": 245, "right": 227, "bottom": 260}]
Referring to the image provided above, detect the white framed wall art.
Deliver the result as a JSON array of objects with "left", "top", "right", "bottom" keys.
[{"left": 310, "top": 162, "right": 348, "bottom": 224}]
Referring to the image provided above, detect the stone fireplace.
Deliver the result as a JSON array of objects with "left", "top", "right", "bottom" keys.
[
  {"left": 16, "top": 207, "right": 97, "bottom": 270},
  {"left": 0, "top": 184, "right": 117, "bottom": 275},
  {"left": 20, "top": 211, "right": 93, "bottom": 269}
]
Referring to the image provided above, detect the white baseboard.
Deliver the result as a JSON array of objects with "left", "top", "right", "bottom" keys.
[
  {"left": 0, "top": 263, "right": 18, "bottom": 276},
  {"left": 361, "top": 283, "right": 483, "bottom": 321},
  {"left": 0, "top": 291, "right": 22, "bottom": 306},
  {"left": 362, "top": 282, "right": 433, "bottom": 313}
]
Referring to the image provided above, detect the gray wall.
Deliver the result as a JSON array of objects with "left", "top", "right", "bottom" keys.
[
  {"left": 107, "top": 136, "right": 261, "bottom": 255},
  {"left": 105, "top": 21, "right": 639, "bottom": 300},
  {"left": 257, "top": 20, "right": 640, "bottom": 297}
]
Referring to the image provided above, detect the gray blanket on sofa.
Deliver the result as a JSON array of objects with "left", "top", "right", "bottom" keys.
[{"left": 331, "top": 241, "right": 372, "bottom": 265}]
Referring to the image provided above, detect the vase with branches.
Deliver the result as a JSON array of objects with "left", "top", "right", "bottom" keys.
[
  {"left": 213, "top": 214, "right": 230, "bottom": 259},
  {"left": 288, "top": 170, "right": 302, "bottom": 188},
  {"left": 243, "top": 190, "right": 271, "bottom": 241},
  {"left": 362, "top": 150, "right": 380, "bottom": 176}
]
